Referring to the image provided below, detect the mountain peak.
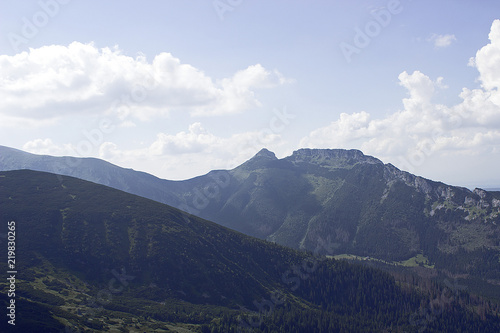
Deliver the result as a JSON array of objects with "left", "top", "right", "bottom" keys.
[
  {"left": 235, "top": 148, "right": 278, "bottom": 171},
  {"left": 253, "top": 148, "right": 277, "bottom": 160}
]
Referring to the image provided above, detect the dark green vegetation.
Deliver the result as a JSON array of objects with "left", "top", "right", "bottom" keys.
[
  {"left": 2, "top": 146, "right": 500, "bottom": 303},
  {"left": 177, "top": 149, "right": 500, "bottom": 298},
  {"left": 1, "top": 170, "right": 499, "bottom": 332},
  {"left": 0, "top": 145, "right": 181, "bottom": 207}
]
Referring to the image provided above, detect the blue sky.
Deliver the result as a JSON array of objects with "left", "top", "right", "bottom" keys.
[{"left": 1, "top": 0, "right": 499, "bottom": 188}]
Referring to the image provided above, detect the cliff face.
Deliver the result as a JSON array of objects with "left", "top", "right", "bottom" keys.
[{"left": 287, "top": 148, "right": 384, "bottom": 167}]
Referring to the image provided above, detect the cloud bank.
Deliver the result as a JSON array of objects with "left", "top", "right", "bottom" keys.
[
  {"left": 0, "top": 42, "right": 291, "bottom": 121},
  {"left": 301, "top": 20, "right": 500, "bottom": 173}
]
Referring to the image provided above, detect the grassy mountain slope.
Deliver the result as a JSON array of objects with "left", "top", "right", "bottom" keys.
[
  {"left": 183, "top": 149, "right": 500, "bottom": 284},
  {"left": 2, "top": 146, "right": 500, "bottom": 295},
  {"left": 0, "top": 145, "right": 182, "bottom": 207},
  {"left": 1, "top": 170, "right": 499, "bottom": 332}
]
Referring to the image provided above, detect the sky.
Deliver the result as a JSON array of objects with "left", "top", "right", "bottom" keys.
[{"left": 0, "top": 0, "right": 499, "bottom": 189}]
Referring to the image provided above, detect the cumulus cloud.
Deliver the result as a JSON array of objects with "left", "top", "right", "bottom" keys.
[
  {"left": 471, "top": 20, "right": 500, "bottom": 94},
  {"left": 149, "top": 122, "right": 219, "bottom": 155},
  {"left": 301, "top": 20, "right": 500, "bottom": 173},
  {"left": 0, "top": 42, "right": 291, "bottom": 121},
  {"left": 428, "top": 33, "right": 457, "bottom": 48},
  {"left": 398, "top": 70, "right": 435, "bottom": 105},
  {"left": 23, "top": 138, "right": 78, "bottom": 156}
]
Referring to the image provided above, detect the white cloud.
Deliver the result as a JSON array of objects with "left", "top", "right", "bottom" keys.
[
  {"left": 23, "top": 138, "right": 73, "bottom": 156},
  {"left": 0, "top": 113, "right": 57, "bottom": 128},
  {"left": 428, "top": 33, "right": 457, "bottom": 48},
  {"left": 472, "top": 19, "right": 500, "bottom": 93},
  {"left": 301, "top": 111, "right": 373, "bottom": 149},
  {"left": 98, "top": 142, "right": 120, "bottom": 160},
  {"left": 301, "top": 20, "right": 500, "bottom": 175},
  {"left": 0, "top": 42, "right": 291, "bottom": 122},
  {"left": 398, "top": 70, "right": 436, "bottom": 106},
  {"left": 149, "top": 122, "right": 219, "bottom": 155}
]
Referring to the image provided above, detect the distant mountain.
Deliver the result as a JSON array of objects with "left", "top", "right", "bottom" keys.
[
  {"left": 3, "top": 170, "right": 498, "bottom": 331},
  {"left": 0, "top": 145, "right": 182, "bottom": 207},
  {"left": 2, "top": 145, "right": 500, "bottom": 294}
]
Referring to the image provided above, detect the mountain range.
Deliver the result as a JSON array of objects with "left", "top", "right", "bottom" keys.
[
  {"left": 1, "top": 145, "right": 500, "bottom": 298},
  {"left": 1, "top": 169, "right": 500, "bottom": 332}
]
